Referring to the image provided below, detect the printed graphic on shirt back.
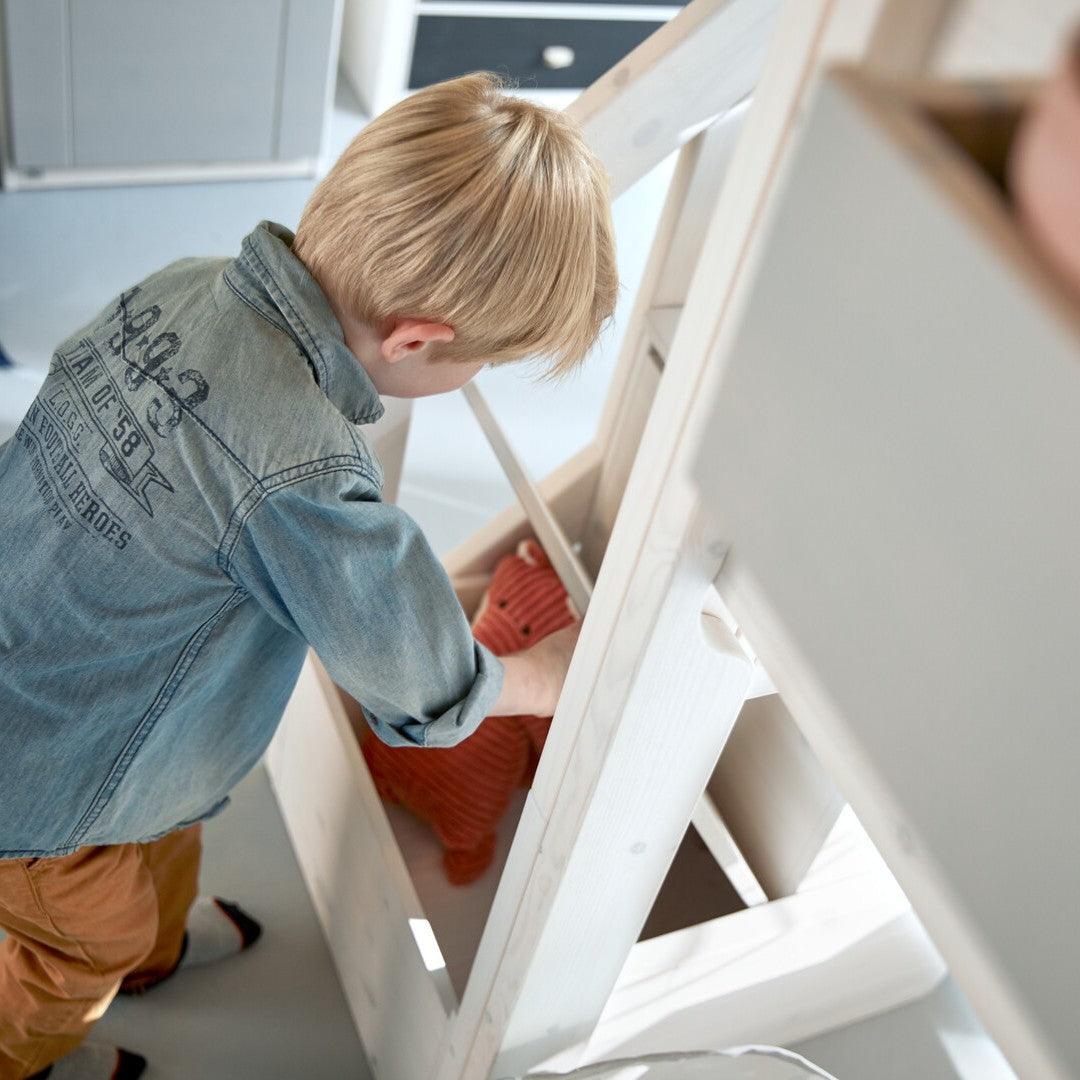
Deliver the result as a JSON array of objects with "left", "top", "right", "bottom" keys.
[{"left": 13, "top": 284, "right": 211, "bottom": 545}]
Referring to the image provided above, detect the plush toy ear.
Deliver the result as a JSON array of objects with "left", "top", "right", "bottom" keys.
[
  {"left": 517, "top": 538, "right": 551, "bottom": 569},
  {"left": 516, "top": 538, "right": 538, "bottom": 566}
]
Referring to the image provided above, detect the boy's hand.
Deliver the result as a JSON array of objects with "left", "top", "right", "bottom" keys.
[{"left": 488, "top": 622, "right": 581, "bottom": 718}]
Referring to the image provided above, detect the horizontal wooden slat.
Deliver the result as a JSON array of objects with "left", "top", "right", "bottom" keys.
[{"left": 538, "top": 809, "right": 945, "bottom": 1069}]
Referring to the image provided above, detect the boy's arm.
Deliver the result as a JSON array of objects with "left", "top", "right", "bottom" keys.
[
  {"left": 227, "top": 470, "right": 575, "bottom": 747},
  {"left": 489, "top": 623, "right": 580, "bottom": 718}
]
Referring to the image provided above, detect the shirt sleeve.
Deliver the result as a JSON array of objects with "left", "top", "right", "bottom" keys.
[{"left": 226, "top": 467, "right": 504, "bottom": 748}]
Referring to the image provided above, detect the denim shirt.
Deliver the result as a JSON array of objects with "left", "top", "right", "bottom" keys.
[{"left": 0, "top": 220, "right": 504, "bottom": 858}]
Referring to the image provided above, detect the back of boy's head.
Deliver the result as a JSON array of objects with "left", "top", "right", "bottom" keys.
[{"left": 293, "top": 72, "right": 618, "bottom": 376}]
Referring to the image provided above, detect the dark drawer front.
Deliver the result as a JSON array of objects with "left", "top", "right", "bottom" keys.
[
  {"left": 409, "top": 16, "right": 663, "bottom": 91},
  {"left": 424, "top": 1, "right": 684, "bottom": 5}
]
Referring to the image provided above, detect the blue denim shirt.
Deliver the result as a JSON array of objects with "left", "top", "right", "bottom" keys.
[{"left": 0, "top": 221, "right": 504, "bottom": 858}]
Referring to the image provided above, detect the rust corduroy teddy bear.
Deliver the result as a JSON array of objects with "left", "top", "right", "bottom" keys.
[{"left": 361, "top": 539, "right": 577, "bottom": 884}]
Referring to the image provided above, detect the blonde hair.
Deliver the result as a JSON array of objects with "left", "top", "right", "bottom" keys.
[{"left": 293, "top": 72, "right": 618, "bottom": 375}]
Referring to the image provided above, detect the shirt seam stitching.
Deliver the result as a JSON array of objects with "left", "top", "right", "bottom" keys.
[
  {"left": 242, "top": 239, "right": 331, "bottom": 394},
  {"left": 62, "top": 587, "right": 246, "bottom": 849},
  {"left": 222, "top": 268, "right": 291, "bottom": 337},
  {"left": 217, "top": 461, "right": 381, "bottom": 579}
]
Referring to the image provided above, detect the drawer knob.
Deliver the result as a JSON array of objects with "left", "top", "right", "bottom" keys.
[{"left": 542, "top": 45, "right": 576, "bottom": 70}]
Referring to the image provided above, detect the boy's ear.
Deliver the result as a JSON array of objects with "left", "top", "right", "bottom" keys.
[{"left": 381, "top": 317, "right": 455, "bottom": 363}]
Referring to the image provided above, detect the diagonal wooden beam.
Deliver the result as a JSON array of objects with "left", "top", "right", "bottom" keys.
[{"left": 566, "top": 0, "right": 782, "bottom": 198}]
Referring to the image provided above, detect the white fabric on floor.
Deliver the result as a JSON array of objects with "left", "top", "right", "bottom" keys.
[{"left": 506, "top": 1045, "right": 837, "bottom": 1079}]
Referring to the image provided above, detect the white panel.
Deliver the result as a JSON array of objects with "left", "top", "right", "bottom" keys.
[{"left": 694, "top": 71, "right": 1080, "bottom": 1078}]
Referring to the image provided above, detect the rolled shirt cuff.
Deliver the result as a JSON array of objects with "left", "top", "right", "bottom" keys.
[{"left": 364, "top": 640, "right": 505, "bottom": 749}]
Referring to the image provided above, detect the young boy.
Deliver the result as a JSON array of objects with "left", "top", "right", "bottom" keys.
[{"left": 0, "top": 72, "right": 617, "bottom": 1080}]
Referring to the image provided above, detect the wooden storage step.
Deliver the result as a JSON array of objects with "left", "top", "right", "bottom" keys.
[
  {"left": 342, "top": 674, "right": 746, "bottom": 999},
  {"left": 457, "top": 380, "right": 774, "bottom": 905},
  {"left": 269, "top": 655, "right": 944, "bottom": 1074}
]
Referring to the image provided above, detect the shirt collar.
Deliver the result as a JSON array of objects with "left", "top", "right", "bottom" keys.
[{"left": 232, "top": 220, "right": 385, "bottom": 425}]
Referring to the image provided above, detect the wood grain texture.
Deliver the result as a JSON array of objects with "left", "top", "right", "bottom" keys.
[
  {"left": 933, "top": 0, "right": 1080, "bottom": 77},
  {"left": 452, "top": 567, "right": 755, "bottom": 1079},
  {"left": 564, "top": 0, "right": 781, "bottom": 198},
  {"left": 463, "top": 378, "right": 767, "bottom": 917},
  {"left": 537, "top": 809, "right": 945, "bottom": 1070},
  {"left": 436, "top": 5, "right": 887, "bottom": 1063},
  {"left": 265, "top": 656, "right": 454, "bottom": 1080},
  {"left": 441, "top": 443, "right": 601, "bottom": 582},
  {"left": 462, "top": 382, "right": 594, "bottom": 614},
  {"left": 267, "top": 4, "right": 986, "bottom": 1078}
]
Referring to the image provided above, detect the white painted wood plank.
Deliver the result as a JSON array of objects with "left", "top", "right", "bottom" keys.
[
  {"left": 461, "top": 381, "right": 594, "bottom": 615},
  {"left": 265, "top": 655, "right": 454, "bottom": 1080},
  {"left": 651, "top": 100, "right": 753, "bottom": 308},
  {"left": 436, "top": 4, "right": 914, "bottom": 1076},
  {"left": 865, "top": 0, "right": 958, "bottom": 76},
  {"left": 582, "top": 125, "right": 695, "bottom": 574},
  {"left": 364, "top": 395, "right": 412, "bottom": 505},
  {"left": 582, "top": 112, "right": 752, "bottom": 576},
  {"left": 534, "top": 809, "right": 945, "bottom": 1070},
  {"left": 744, "top": 666, "right": 776, "bottom": 698},
  {"left": 689, "top": 790, "right": 769, "bottom": 908},
  {"left": 708, "top": 694, "right": 844, "bottom": 901},
  {"left": 441, "top": 443, "right": 601, "bottom": 584},
  {"left": 462, "top": 380, "right": 760, "bottom": 913},
  {"left": 275, "top": 5, "right": 972, "bottom": 1078},
  {"left": 644, "top": 305, "right": 682, "bottom": 363},
  {"left": 933, "top": 0, "right": 1080, "bottom": 77},
  {"left": 565, "top": 0, "right": 781, "bottom": 198},
  {"left": 694, "top": 69, "right": 1080, "bottom": 1078},
  {"left": 338, "top": 0, "right": 417, "bottom": 118},
  {"left": 383, "top": 786, "right": 532, "bottom": 1003},
  {"left": 485, "top": 585, "right": 755, "bottom": 1079}
]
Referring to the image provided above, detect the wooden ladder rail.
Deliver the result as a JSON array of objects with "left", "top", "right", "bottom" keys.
[{"left": 461, "top": 379, "right": 770, "bottom": 907}]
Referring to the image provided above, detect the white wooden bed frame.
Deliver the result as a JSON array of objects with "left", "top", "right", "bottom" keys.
[{"left": 265, "top": 1, "right": 1078, "bottom": 1077}]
